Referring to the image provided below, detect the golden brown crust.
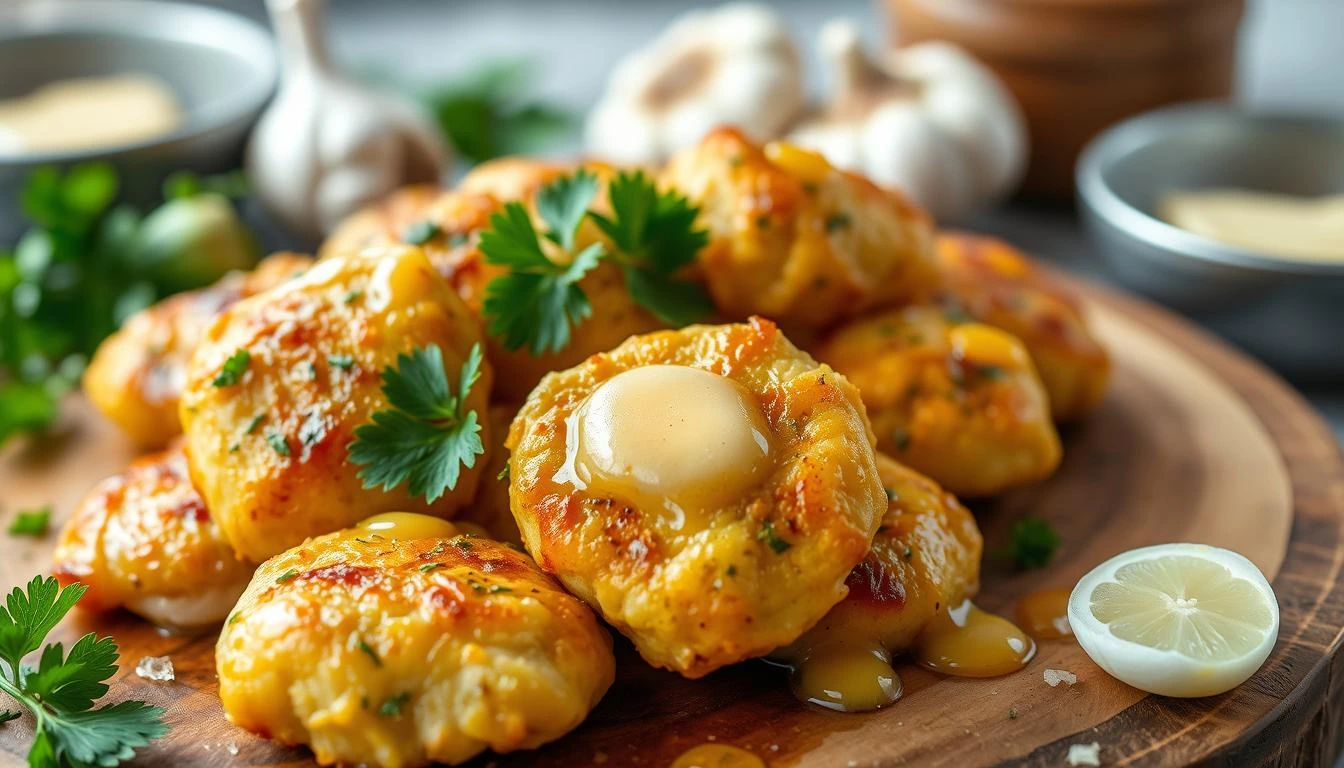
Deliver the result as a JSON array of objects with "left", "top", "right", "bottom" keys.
[
  {"left": 458, "top": 404, "right": 524, "bottom": 546},
  {"left": 935, "top": 232, "right": 1110, "bottom": 421},
  {"left": 508, "top": 318, "right": 886, "bottom": 677},
  {"left": 660, "top": 127, "right": 938, "bottom": 331},
  {"left": 83, "top": 252, "right": 313, "bottom": 447},
  {"left": 179, "top": 246, "right": 492, "bottom": 561},
  {"left": 52, "top": 445, "right": 253, "bottom": 628},
  {"left": 217, "top": 532, "right": 614, "bottom": 768},
  {"left": 818, "top": 305, "right": 1062, "bottom": 497},
  {"left": 789, "top": 454, "right": 982, "bottom": 655}
]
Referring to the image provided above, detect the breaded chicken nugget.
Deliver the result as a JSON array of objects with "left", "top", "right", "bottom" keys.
[
  {"left": 777, "top": 453, "right": 982, "bottom": 711},
  {"left": 52, "top": 445, "right": 253, "bottom": 629},
  {"left": 508, "top": 318, "right": 886, "bottom": 677},
  {"left": 660, "top": 127, "right": 938, "bottom": 330},
  {"left": 179, "top": 246, "right": 491, "bottom": 561},
  {"left": 83, "top": 252, "right": 312, "bottom": 447},
  {"left": 818, "top": 306, "right": 1061, "bottom": 497},
  {"left": 935, "top": 232, "right": 1110, "bottom": 421},
  {"left": 217, "top": 516, "right": 614, "bottom": 768}
]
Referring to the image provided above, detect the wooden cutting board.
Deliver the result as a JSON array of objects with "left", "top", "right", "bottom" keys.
[{"left": 0, "top": 274, "right": 1341, "bottom": 768}]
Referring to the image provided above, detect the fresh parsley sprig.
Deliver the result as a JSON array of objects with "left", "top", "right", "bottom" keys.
[
  {"left": 478, "top": 170, "right": 712, "bottom": 355},
  {"left": 589, "top": 170, "right": 712, "bottom": 326},
  {"left": 348, "top": 343, "right": 485, "bottom": 503},
  {"left": 0, "top": 576, "right": 168, "bottom": 767}
]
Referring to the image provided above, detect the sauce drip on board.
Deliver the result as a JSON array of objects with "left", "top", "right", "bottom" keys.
[
  {"left": 555, "top": 364, "right": 772, "bottom": 523},
  {"left": 780, "top": 599, "right": 1035, "bottom": 712},
  {"left": 669, "top": 744, "right": 767, "bottom": 768},
  {"left": 1016, "top": 587, "right": 1074, "bottom": 640},
  {"left": 916, "top": 599, "right": 1037, "bottom": 677}
]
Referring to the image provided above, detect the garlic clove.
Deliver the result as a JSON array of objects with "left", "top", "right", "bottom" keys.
[
  {"left": 585, "top": 102, "right": 664, "bottom": 166},
  {"left": 861, "top": 104, "right": 978, "bottom": 220}
]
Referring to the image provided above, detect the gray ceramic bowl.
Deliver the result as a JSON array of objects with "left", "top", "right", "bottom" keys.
[
  {"left": 0, "top": 0, "right": 277, "bottom": 243},
  {"left": 1077, "top": 103, "right": 1344, "bottom": 381}
]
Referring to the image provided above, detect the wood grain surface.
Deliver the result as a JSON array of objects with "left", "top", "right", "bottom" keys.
[{"left": 0, "top": 274, "right": 1340, "bottom": 767}]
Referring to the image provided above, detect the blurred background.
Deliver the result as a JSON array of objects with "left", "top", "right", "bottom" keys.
[{"left": 1, "top": 0, "right": 1342, "bottom": 445}]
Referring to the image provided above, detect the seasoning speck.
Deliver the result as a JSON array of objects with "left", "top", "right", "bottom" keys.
[
  {"left": 1066, "top": 742, "right": 1101, "bottom": 766},
  {"left": 1044, "top": 668, "right": 1077, "bottom": 688},
  {"left": 135, "top": 655, "right": 175, "bottom": 682}
]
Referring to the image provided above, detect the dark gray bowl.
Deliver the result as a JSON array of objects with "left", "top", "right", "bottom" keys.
[
  {"left": 0, "top": 0, "right": 277, "bottom": 242},
  {"left": 1077, "top": 103, "right": 1344, "bottom": 381}
]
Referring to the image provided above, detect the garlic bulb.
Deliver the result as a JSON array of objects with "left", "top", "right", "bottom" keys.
[
  {"left": 585, "top": 3, "right": 804, "bottom": 165},
  {"left": 248, "top": 0, "right": 448, "bottom": 241},
  {"left": 789, "top": 20, "right": 1027, "bottom": 221}
]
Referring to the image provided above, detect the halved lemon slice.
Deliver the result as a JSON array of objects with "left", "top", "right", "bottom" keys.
[{"left": 1068, "top": 543, "right": 1279, "bottom": 697}]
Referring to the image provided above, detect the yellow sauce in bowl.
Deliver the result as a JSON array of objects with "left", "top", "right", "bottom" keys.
[
  {"left": 1160, "top": 188, "right": 1344, "bottom": 262},
  {"left": 0, "top": 74, "right": 182, "bottom": 157}
]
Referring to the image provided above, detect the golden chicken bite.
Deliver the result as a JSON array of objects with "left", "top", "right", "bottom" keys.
[
  {"left": 660, "top": 127, "right": 938, "bottom": 330},
  {"left": 508, "top": 318, "right": 886, "bottom": 678},
  {"left": 818, "top": 306, "right": 1061, "bottom": 497},
  {"left": 777, "top": 453, "right": 981, "bottom": 711},
  {"left": 217, "top": 517, "right": 614, "bottom": 768},
  {"left": 936, "top": 232, "right": 1110, "bottom": 421},
  {"left": 179, "top": 246, "right": 492, "bottom": 562},
  {"left": 83, "top": 252, "right": 312, "bottom": 447},
  {"left": 52, "top": 446, "right": 253, "bottom": 629}
]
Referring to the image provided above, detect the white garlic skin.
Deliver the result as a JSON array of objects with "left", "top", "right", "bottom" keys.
[
  {"left": 248, "top": 0, "right": 447, "bottom": 242},
  {"left": 789, "top": 21, "right": 1028, "bottom": 222},
  {"left": 586, "top": 3, "right": 805, "bottom": 166}
]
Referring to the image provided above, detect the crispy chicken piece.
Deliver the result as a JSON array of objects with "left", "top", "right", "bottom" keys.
[
  {"left": 935, "top": 232, "right": 1110, "bottom": 421},
  {"left": 660, "top": 127, "right": 938, "bottom": 331},
  {"left": 776, "top": 453, "right": 982, "bottom": 708},
  {"left": 818, "top": 305, "right": 1061, "bottom": 497},
  {"left": 179, "top": 246, "right": 492, "bottom": 562},
  {"left": 508, "top": 318, "right": 885, "bottom": 678},
  {"left": 83, "top": 252, "right": 312, "bottom": 447},
  {"left": 52, "top": 445, "right": 253, "bottom": 629},
  {"left": 218, "top": 515, "right": 614, "bottom": 768}
]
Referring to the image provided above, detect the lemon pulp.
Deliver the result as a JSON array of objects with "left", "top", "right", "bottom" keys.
[{"left": 1089, "top": 555, "right": 1274, "bottom": 661}]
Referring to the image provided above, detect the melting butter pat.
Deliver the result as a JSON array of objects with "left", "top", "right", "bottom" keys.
[
  {"left": 0, "top": 75, "right": 182, "bottom": 157},
  {"left": 352, "top": 512, "right": 463, "bottom": 541},
  {"left": 1159, "top": 188, "right": 1344, "bottom": 262},
  {"left": 558, "top": 365, "right": 772, "bottom": 519}
]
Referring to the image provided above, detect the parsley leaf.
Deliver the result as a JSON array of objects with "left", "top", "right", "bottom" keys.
[
  {"left": 757, "top": 520, "right": 792, "bottom": 554},
  {"left": 348, "top": 343, "right": 485, "bottom": 503},
  {"left": 402, "top": 220, "right": 441, "bottom": 246},
  {"left": 589, "top": 171, "right": 712, "bottom": 326},
  {"left": 7, "top": 506, "right": 50, "bottom": 537},
  {"left": 211, "top": 349, "right": 250, "bottom": 387},
  {"left": 536, "top": 170, "right": 599, "bottom": 250},
  {"left": 480, "top": 200, "right": 602, "bottom": 355},
  {"left": 378, "top": 692, "right": 410, "bottom": 717},
  {"left": 0, "top": 577, "right": 167, "bottom": 766},
  {"left": 1007, "top": 516, "right": 1059, "bottom": 569}
]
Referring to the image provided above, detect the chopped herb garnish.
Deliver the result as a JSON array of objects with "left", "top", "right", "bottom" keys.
[
  {"left": 1007, "top": 516, "right": 1059, "bottom": 570},
  {"left": 305, "top": 361, "right": 318, "bottom": 380},
  {"left": 976, "top": 364, "right": 1006, "bottom": 381},
  {"left": 488, "top": 585, "right": 512, "bottom": 594},
  {"left": 378, "top": 692, "right": 411, "bottom": 717},
  {"left": 276, "top": 569, "right": 299, "bottom": 584},
  {"left": 726, "top": 564, "right": 738, "bottom": 577},
  {"left": 328, "top": 354, "right": 356, "bottom": 370},
  {"left": 402, "top": 220, "right": 442, "bottom": 245},
  {"left": 497, "top": 463, "right": 510, "bottom": 482},
  {"left": 348, "top": 343, "right": 485, "bottom": 504},
  {"left": 453, "top": 539, "right": 472, "bottom": 551},
  {"left": 884, "top": 487, "right": 897, "bottom": 501},
  {"left": 893, "top": 428, "right": 911, "bottom": 452},
  {"left": 212, "top": 349, "right": 250, "bottom": 387},
  {"left": 824, "top": 213, "right": 852, "bottom": 232},
  {"left": 757, "top": 520, "right": 791, "bottom": 554},
  {"left": 1008, "top": 707, "right": 1019, "bottom": 720},
  {"left": 357, "top": 640, "right": 382, "bottom": 667},
  {"left": 267, "top": 433, "right": 291, "bottom": 458},
  {"left": 7, "top": 506, "right": 50, "bottom": 537},
  {"left": 419, "top": 563, "right": 444, "bottom": 573},
  {"left": 903, "top": 546, "right": 914, "bottom": 560},
  {"left": 343, "top": 289, "right": 363, "bottom": 305},
  {"left": 244, "top": 413, "right": 265, "bottom": 435}
]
